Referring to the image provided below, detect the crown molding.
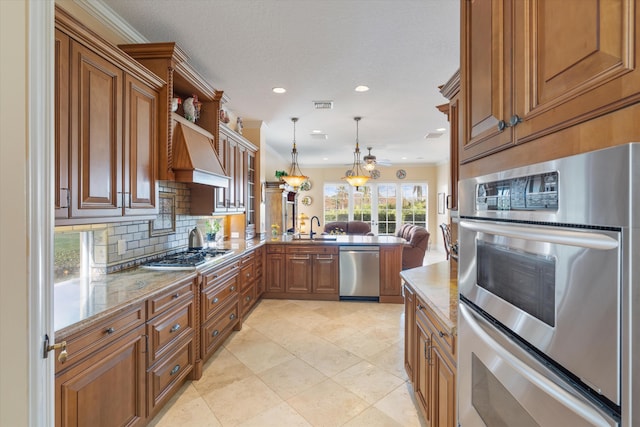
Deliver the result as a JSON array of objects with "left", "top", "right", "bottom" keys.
[{"left": 72, "top": 0, "right": 148, "bottom": 43}]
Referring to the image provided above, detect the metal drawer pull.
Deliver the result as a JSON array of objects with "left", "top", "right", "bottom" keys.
[
  {"left": 212, "top": 297, "right": 219, "bottom": 304},
  {"left": 170, "top": 324, "right": 181, "bottom": 333},
  {"left": 212, "top": 329, "right": 219, "bottom": 337},
  {"left": 105, "top": 327, "right": 115, "bottom": 335},
  {"left": 230, "top": 286, "right": 236, "bottom": 291},
  {"left": 170, "top": 364, "right": 180, "bottom": 376},
  {"left": 245, "top": 296, "right": 251, "bottom": 302},
  {"left": 230, "top": 313, "right": 236, "bottom": 320},
  {"left": 439, "top": 330, "right": 445, "bottom": 338},
  {"left": 172, "top": 293, "right": 180, "bottom": 299}
]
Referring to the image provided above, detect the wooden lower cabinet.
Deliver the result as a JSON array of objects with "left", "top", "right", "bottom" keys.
[
  {"left": 264, "top": 244, "right": 339, "bottom": 300},
  {"left": 56, "top": 325, "right": 147, "bottom": 427},
  {"left": 405, "top": 284, "right": 457, "bottom": 427},
  {"left": 379, "top": 245, "right": 403, "bottom": 303}
]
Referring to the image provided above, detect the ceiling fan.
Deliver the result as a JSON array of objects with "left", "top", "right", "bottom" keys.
[{"left": 363, "top": 147, "right": 392, "bottom": 171}]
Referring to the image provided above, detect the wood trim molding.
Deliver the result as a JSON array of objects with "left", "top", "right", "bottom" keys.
[{"left": 71, "top": 0, "right": 148, "bottom": 44}]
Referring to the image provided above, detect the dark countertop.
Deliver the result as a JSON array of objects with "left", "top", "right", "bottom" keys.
[
  {"left": 400, "top": 261, "right": 458, "bottom": 335},
  {"left": 55, "top": 238, "right": 265, "bottom": 337},
  {"left": 267, "top": 234, "right": 405, "bottom": 245}
]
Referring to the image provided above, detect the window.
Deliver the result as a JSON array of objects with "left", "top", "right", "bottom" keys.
[
  {"left": 401, "top": 184, "right": 427, "bottom": 228},
  {"left": 323, "top": 182, "right": 428, "bottom": 235},
  {"left": 323, "top": 183, "right": 350, "bottom": 222},
  {"left": 54, "top": 231, "right": 84, "bottom": 283}
]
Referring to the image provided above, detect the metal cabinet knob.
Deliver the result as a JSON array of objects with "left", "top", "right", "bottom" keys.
[
  {"left": 170, "top": 324, "right": 181, "bottom": 333},
  {"left": 170, "top": 364, "right": 180, "bottom": 376},
  {"left": 497, "top": 120, "right": 507, "bottom": 131},
  {"left": 212, "top": 329, "right": 219, "bottom": 337},
  {"left": 509, "top": 114, "right": 522, "bottom": 127},
  {"left": 172, "top": 293, "right": 180, "bottom": 299},
  {"left": 105, "top": 327, "right": 115, "bottom": 335}
]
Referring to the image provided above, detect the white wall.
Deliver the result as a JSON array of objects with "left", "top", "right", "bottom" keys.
[{"left": 0, "top": 1, "right": 30, "bottom": 425}]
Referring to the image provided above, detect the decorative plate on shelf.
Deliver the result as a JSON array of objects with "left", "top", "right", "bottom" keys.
[
  {"left": 301, "top": 196, "right": 312, "bottom": 206},
  {"left": 300, "top": 180, "right": 312, "bottom": 191},
  {"left": 396, "top": 169, "right": 407, "bottom": 179},
  {"left": 370, "top": 169, "right": 381, "bottom": 180}
]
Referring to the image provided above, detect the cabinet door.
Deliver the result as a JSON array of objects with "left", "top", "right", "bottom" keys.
[
  {"left": 286, "top": 254, "right": 312, "bottom": 293},
  {"left": 69, "top": 41, "right": 123, "bottom": 218},
  {"left": 246, "top": 150, "right": 257, "bottom": 237},
  {"left": 404, "top": 285, "right": 416, "bottom": 382},
  {"left": 460, "top": 0, "right": 514, "bottom": 163},
  {"left": 265, "top": 252, "right": 286, "bottom": 293},
  {"left": 430, "top": 340, "right": 457, "bottom": 427},
  {"left": 56, "top": 326, "right": 146, "bottom": 427},
  {"left": 235, "top": 143, "right": 246, "bottom": 210},
  {"left": 123, "top": 73, "right": 157, "bottom": 215},
  {"left": 312, "top": 253, "right": 339, "bottom": 294},
  {"left": 448, "top": 93, "right": 460, "bottom": 211},
  {"left": 513, "top": 0, "right": 640, "bottom": 144},
  {"left": 379, "top": 245, "right": 403, "bottom": 297},
  {"left": 415, "top": 322, "right": 431, "bottom": 423},
  {"left": 215, "top": 131, "right": 230, "bottom": 211},
  {"left": 55, "top": 29, "right": 70, "bottom": 219}
]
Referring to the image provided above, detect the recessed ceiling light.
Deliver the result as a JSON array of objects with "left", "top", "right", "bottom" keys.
[
  {"left": 272, "top": 87, "right": 286, "bottom": 94},
  {"left": 436, "top": 127, "right": 446, "bottom": 132},
  {"left": 323, "top": 157, "right": 329, "bottom": 161},
  {"left": 355, "top": 85, "right": 370, "bottom": 92},
  {"left": 401, "top": 156, "right": 407, "bottom": 160},
  {"left": 311, "top": 129, "right": 323, "bottom": 133}
]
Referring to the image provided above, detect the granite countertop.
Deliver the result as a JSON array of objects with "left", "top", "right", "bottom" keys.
[
  {"left": 400, "top": 261, "right": 458, "bottom": 335},
  {"left": 55, "top": 238, "right": 265, "bottom": 338},
  {"left": 267, "top": 234, "right": 405, "bottom": 245}
]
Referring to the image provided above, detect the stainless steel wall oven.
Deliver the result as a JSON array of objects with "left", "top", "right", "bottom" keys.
[{"left": 458, "top": 144, "right": 640, "bottom": 426}]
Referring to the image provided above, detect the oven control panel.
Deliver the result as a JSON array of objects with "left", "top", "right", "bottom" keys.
[{"left": 476, "top": 172, "right": 558, "bottom": 211}]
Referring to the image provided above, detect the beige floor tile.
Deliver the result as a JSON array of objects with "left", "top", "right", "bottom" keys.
[
  {"left": 374, "top": 382, "right": 427, "bottom": 427},
  {"left": 342, "top": 406, "right": 405, "bottom": 427},
  {"left": 287, "top": 379, "right": 370, "bottom": 427},
  {"left": 224, "top": 327, "right": 295, "bottom": 374},
  {"left": 237, "top": 401, "right": 312, "bottom": 427},
  {"left": 148, "top": 383, "right": 220, "bottom": 427},
  {"left": 192, "top": 348, "right": 254, "bottom": 394},
  {"left": 309, "top": 317, "right": 362, "bottom": 344},
  {"left": 202, "top": 375, "right": 284, "bottom": 426},
  {"left": 258, "top": 357, "right": 328, "bottom": 400},
  {"left": 365, "top": 342, "right": 409, "bottom": 382},
  {"left": 333, "top": 330, "right": 397, "bottom": 360},
  {"left": 297, "top": 339, "right": 363, "bottom": 377},
  {"left": 279, "top": 303, "right": 333, "bottom": 332},
  {"left": 332, "top": 361, "right": 406, "bottom": 404}
]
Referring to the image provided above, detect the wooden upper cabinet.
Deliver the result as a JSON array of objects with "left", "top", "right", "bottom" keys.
[
  {"left": 124, "top": 73, "right": 158, "bottom": 215},
  {"left": 55, "top": 29, "right": 70, "bottom": 219},
  {"left": 461, "top": 0, "right": 640, "bottom": 164},
  {"left": 69, "top": 41, "right": 123, "bottom": 219},
  {"left": 55, "top": 7, "right": 163, "bottom": 224},
  {"left": 461, "top": 0, "right": 514, "bottom": 163},
  {"left": 513, "top": 0, "right": 640, "bottom": 143}
]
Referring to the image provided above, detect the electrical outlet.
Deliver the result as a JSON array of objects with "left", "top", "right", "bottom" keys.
[{"left": 117, "top": 239, "right": 127, "bottom": 255}]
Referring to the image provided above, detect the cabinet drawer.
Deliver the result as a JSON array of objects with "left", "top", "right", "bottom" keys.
[
  {"left": 240, "top": 285, "right": 256, "bottom": 317},
  {"left": 267, "top": 245, "right": 284, "bottom": 254},
  {"left": 147, "top": 337, "right": 194, "bottom": 416},
  {"left": 146, "top": 277, "right": 195, "bottom": 319},
  {"left": 55, "top": 303, "right": 145, "bottom": 373},
  {"left": 239, "top": 263, "right": 255, "bottom": 290},
  {"left": 286, "top": 245, "right": 339, "bottom": 255},
  {"left": 146, "top": 298, "right": 194, "bottom": 366},
  {"left": 202, "top": 259, "right": 239, "bottom": 287},
  {"left": 201, "top": 297, "right": 239, "bottom": 359},
  {"left": 416, "top": 300, "right": 456, "bottom": 360},
  {"left": 240, "top": 252, "right": 254, "bottom": 266},
  {"left": 201, "top": 274, "right": 238, "bottom": 323}
]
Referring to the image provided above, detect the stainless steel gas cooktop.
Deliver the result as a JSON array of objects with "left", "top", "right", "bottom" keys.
[{"left": 141, "top": 248, "right": 233, "bottom": 270}]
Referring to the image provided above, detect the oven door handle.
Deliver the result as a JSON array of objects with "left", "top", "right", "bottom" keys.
[
  {"left": 459, "top": 220, "right": 618, "bottom": 250},
  {"left": 460, "top": 303, "right": 613, "bottom": 427}
]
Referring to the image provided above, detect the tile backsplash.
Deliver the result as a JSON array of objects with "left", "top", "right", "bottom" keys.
[{"left": 54, "top": 181, "right": 225, "bottom": 275}]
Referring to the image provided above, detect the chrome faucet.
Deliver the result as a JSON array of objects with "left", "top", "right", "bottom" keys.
[{"left": 310, "top": 216, "right": 321, "bottom": 239}]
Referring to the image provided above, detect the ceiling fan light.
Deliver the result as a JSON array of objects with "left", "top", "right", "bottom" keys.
[{"left": 363, "top": 161, "right": 376, "bottom": 171}]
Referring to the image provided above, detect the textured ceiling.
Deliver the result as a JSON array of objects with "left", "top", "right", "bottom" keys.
[{"left": 99, "top": 0, "right": 460, "bottom": 168}]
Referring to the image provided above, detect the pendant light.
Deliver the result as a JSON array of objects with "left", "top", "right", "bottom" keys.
[
  {"left": 281, "top": 117, "right": 309, "bottom": 189},
  {"left": 343, "top": 117, "right": 370, "bottom": 187}
]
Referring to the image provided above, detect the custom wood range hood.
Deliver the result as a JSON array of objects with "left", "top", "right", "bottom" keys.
[{"left": 171, "top": 113, "right": 230, "bottom": 188}]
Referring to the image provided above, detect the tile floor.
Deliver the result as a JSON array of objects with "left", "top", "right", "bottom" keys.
[{"left": 148, "top": 249, "right": 446, "bottom": 427}]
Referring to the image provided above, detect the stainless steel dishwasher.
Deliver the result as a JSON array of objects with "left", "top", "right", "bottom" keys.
[{"left": 339, "top": 246, "right": 380, "bottom": 300}]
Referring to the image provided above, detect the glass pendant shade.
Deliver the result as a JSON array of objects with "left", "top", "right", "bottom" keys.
[
  {"left": 281, "top": 117, "right": 308, "bottom": 189},
  {"left": 342, "top": 117, "right": 370, "bottom": 187}
]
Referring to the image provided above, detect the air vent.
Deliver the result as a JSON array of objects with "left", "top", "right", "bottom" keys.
[
  {"left": 310, "top": 133, "right": 328, "bottom": 140},
  {"left": 313, "top": 100, "right": 334, "bottom": 109},
  {"left": 424, "top": 132, "right": 444, "bottom": 139}
]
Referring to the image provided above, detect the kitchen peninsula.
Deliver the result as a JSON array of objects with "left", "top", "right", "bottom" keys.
[{"left": 264, "top": 234, "right": 405, "bottom": 303}]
